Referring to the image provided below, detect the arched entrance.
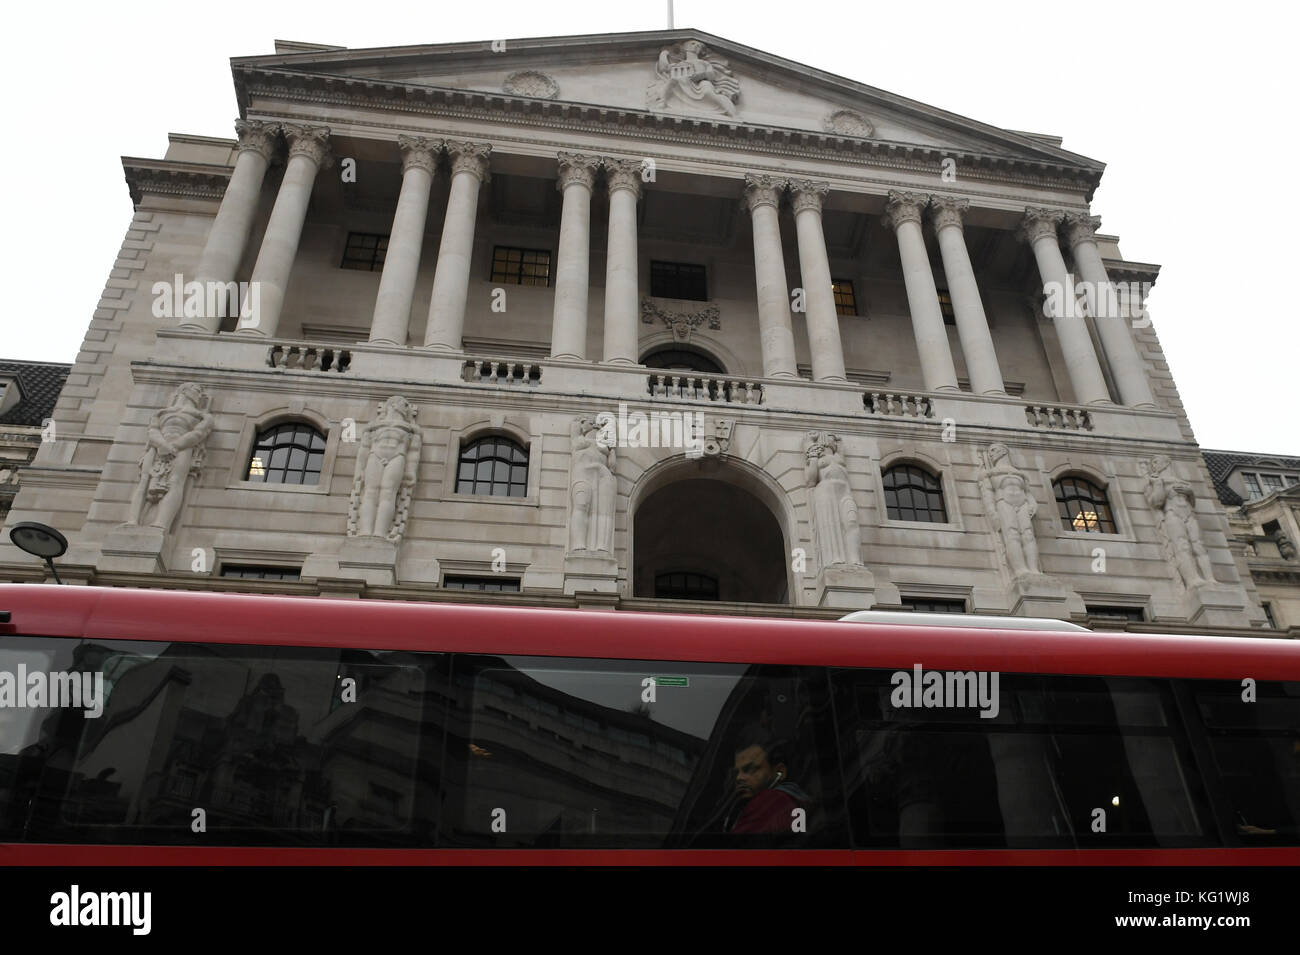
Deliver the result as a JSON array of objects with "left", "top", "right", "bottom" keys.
[{"left": 630, "top": 459, "right": 793, "bottom": 604}]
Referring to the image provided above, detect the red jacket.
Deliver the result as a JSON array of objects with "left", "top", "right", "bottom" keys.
[{"left": 731, "top": 787, "right": 801, "bottom": 834}]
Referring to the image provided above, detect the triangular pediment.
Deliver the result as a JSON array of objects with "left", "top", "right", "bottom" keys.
[{"left": 234, "top": 30, "right": 1101, "bottom": 171}]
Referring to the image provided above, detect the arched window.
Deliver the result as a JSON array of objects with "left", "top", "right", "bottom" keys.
[
  {"left": 455, "top": 435, "right": 529, "bottom": 497},
  {"left": 1054, "top": 475, "right": 1116, "bottom": 533},
  {"left": 642, "top": 346, "right": 723, "bottom": 374},
  {"left": 882, "top": 464, "right": 948, "bottom": 523},
  {"left": 247, "top": 422, "right": 326, "bottom": 485}
]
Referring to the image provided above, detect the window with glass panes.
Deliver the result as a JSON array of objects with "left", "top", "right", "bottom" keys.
[
  {"left": 832, "top": 279, "right": 857, "bottom": 316},
  {"left": 900, "top": 597, "right": 966, "bottom": 613},
  {"left": 444, "top": 576, "right": 522, "bottom": 593},
  {"left": 246, "top": 423, "right": 326, "bottom": 485},
  {"left": 1054, "top": 476, "right": 1116, "bottom": 533},
  {"left": 654, "top": 572, "right": 719, "bottom": 601},
  {"left": 490, "top": 247, "right": 551, "bottom": 287},
  {"left": 455, "top": 436, "right": 529, "bottom": 497},
  {"left": 220, "top": 565, "right": 302, "bottom": 581},
  {"left": 882, "top": 465, "right": 948, "bottom": 523},
  {"left": 650, "top": 261, "right": 707, "bottom": 301},
  {"left": 340, "top": 233, "right": 388, "bottom": 271}
]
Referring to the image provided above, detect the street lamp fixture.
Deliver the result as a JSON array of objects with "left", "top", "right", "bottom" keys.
[{"left": 9, "top": 521, "right": 68, "bottom": 584}]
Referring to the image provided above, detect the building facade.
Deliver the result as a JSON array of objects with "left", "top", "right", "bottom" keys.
[
  {"left": 0, "top": 359, "right": 70, "bottom": 521},
  {"left": 0, "top": 30, "right": 1273, "bottom": 632}
]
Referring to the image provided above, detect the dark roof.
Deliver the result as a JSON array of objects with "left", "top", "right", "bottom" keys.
[
  {"left": 1202, "top": 449, "right": 1300, "bottom": 507},
  {"left": 0, "top": 360, "right": 72, "bottom": 427}
]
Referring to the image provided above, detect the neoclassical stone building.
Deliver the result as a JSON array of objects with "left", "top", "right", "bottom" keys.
[{"left": 0, "top": 30, "right": 1272, "bottom": 631}]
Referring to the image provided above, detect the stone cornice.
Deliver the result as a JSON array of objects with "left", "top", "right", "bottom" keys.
[
  {"left": 232, "top": 66, "right": 1104, "bottom": 197},
  {"left": 122, "top": 157, "right": 232, "bottom": 207}
]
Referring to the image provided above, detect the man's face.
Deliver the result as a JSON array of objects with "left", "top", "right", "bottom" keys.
[{"left": 733, "top": 744, "right": 777, "bottom": 799}]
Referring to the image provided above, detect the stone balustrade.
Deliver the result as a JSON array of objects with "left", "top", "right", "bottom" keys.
[
  {"left": 266, "top": 343, "right": 351, "bottom": 373},
  {"left": 863, "top": 391, "right": 934, "bottom": 418},
  {"left": 1025, "top": 404, "right": 1094, "bottom": 431},
  {"left": 647, "top": 373, "right": 764, "bottom": 404},
  {"left": 462, "top": 358, "right": 543, "bottom": 386}
]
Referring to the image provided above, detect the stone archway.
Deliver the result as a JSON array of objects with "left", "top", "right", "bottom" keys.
[{"left": 630, "top": 457, "right": 794, "bottom": 604}]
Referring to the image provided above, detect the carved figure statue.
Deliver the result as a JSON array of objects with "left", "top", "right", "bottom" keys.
[
  {"left": 804, "top": 431, "right": 861, "bottom": 567},
  {"left": 348, "top": 396, "right": 421, "bottom": 542},
  {"left": 1143, "top": 455, "right": 1215, "bottom": 587},
  {"left": 646, "top": 40, "right": 740, "bottom": 117},
  {"left": 125, "top": 383, "right": 214, "bottom": 530},
  {"left": 569, "top": 415, "right": 616, "bottom": 554},
  {"left": 978, "top": 443, "right": 1041, "bottom": 577}
]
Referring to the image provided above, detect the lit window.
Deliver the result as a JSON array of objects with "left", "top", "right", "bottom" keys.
[
  {"left": 1054, "top": 476, "right": 1116, "bottom": 533},
  {"left": 937, "top": 289, "right": 955, "bottom": 325},
  {"left": 883, "top": 465, "right": 948, "bottom": 523},
  {"left": 832, "top": 279, "right": 857, "bottom": 317},
  {"left": 491, "top": 246, "right": 551, "bottom": 287},
  {"left": 246, "top": 423, "right": 326, "bottom": 485}
]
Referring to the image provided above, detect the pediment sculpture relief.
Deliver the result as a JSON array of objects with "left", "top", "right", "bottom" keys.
[{"left": 647, "top": 40, "right": 740, "bottom": 117}]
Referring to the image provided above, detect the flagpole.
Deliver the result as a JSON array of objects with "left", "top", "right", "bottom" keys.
[{"left": 668, "top": 0, "right": 674, "bottom": 28}]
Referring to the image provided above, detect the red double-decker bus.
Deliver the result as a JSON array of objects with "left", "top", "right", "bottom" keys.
[{"left": 1, "top": 583, "right": 1297, "bottom": 865}]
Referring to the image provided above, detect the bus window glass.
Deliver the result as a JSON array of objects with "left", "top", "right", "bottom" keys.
[
  {"left": 0, "top": 636, "right": 450, "bottom": 847},
  {"left": 442, "top": 656, "right": 845, "bottom": 848},
  {"left": 831, "top": 668, "right": 1214, "bottom": 849},
  {"left": 1189, "top": 679, "right": 1300, "bottom": 844}
]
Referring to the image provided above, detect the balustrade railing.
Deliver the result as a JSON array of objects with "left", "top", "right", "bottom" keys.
[
  {"left": 646, "top": 373, "right": 764, "bottom": 404},
  {"left": 462, "top": 358, "right": 543, "bottom": 386},
  {"left": 266, "top": 344, "right": 351, "bottom": 373},
  {"left": 1025, "top": 404, "right": 1094, "bottom": 430},
  {"left": 863, "top": 392, "right": 934, "bottom": 418}
]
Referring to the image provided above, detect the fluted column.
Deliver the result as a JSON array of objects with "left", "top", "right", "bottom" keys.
[
  {"left": 1064, "top": 213, "right": 1156, "bottom": 408},
  {"left": 423, "top": 141, "right": 491, "bottom": 351},
  {"left": 1020, "top": 208, "right": 1110, "bottom": 405},
  {"left": 602, "top": 158, "right": 643, "bottom": 364},
  {"left": 184, "top": 120, "right": 279, "bottom": 332},
  {"left": 549, "top": 153, "right": 600, "bottom": 360},
  {"left": 368, "top": 136, "right": 441, "bottom": 346},
  {"left": 883, "top": 191, "right": 959, "bottom": 392},
  {"left": 929, "top": 196, "right": 1006, "bottom": 395},
  {"left": 743, "top": 175, "right": 797, "bottom": 379},
  {"left": 789, "top": 179, "right": 847, "bottom": 382},
  {"left": 236, "top": 124, "right": 332, "bottom": 337}
]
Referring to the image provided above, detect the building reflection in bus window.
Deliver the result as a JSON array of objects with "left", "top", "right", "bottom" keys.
[
  {"left": 1189, "top": 679, "right": 1300, "bottom": 844},
  {"left": 442, "top": 656, "right": 846, "bottom": 848},
  {"left": 830, "top": 669, "right": 1217, "bottom": 849},
  {"left": 0, "top": 636, "right": 450, "bottom": 847}
]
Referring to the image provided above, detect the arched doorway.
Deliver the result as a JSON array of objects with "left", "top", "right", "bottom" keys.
[{"left": 631, "top": 463, "right": 792, "bottom": 604}]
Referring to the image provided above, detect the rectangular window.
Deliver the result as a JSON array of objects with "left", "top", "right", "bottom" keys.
[
  {"left": 650, "top": 261, "right": 707, "bottom": 301},
  {"left": 937, "top": 289, "right": 956, "bottom": 325},
  {"left": 1241, "top": 473, "right": 1262, "bottom": 499},
  {"left": 220, "top": 565, "right": 302, "bottom": 581},
  {"left": 1261, "top": 474, "right": 1285, "bottom": 493},
  {"left": 1262, "top": 603, "right": 1278, "bottom": 628},
  {"left": 832, "top": 279, "right": 857, "bottom": 316},
  {"left": 1086, "top": 605, "right": 1146, "bottom": 622},
  {"left": 900, "top": 597, "right": 967, "bottom": 614},
  {"left": 340, "top": 232, "right": 388, "bottom": 271},
  {"left": 444, "top": 575, "right": 522, "bottom": 593},
  {"left": 490, "top": 246, "right": 551, "bottom": 287}
]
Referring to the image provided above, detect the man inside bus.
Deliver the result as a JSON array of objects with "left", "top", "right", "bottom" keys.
[{"left": 725, "top": 732, "right": 810, "bottom": 835}]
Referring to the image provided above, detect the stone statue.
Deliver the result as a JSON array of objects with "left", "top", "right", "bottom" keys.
[
  {"left": 804, "top": 431, "right": 862, "bottom": 567},
  {"left": 1143, "top": 456, "right": 1215, "bottom": 587},
  {"left": 125, "top": 383, "right": 213, "bottom": 530},
  {"left": 347, "top": 396, "right": 421, "bottom": 543},
  {"left": 978, "top": 443, "right": 1041, "bottom": 577},
  {"left": 568, "top": 415, "right": 617, "bottom": 554},
  {"left": 646, "top": 40, "right": 740, "bottom": 117}
]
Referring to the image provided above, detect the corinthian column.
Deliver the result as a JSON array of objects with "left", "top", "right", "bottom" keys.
[
  {"left": 743, "top": 175, "right": 797, "bottom": 379},
  {"left": 1063, "top": 213, "right": 1156, "bottom": 408},
  {"left": 929, "top": 196, "right": 1006, "bottom": 395},
  {"left": 184, "top": 120, "right": 279, "bottom": 333},
  {"left": 368, "top": 136, "right": 441, "bottom": 346},
  {"left": 236, "top": 124, "right": 333, "bottom": 337},
  {"left": 423, "top": 141, "right": 491, "bottom": 351},
  {"left": 789, "top": 179, "right": 847, "bottom": 382},
  {"left": 602, "top": 158, "right": 643, "bottom": 364},
  {"left": 883, "top": 191, "right": 959, "bottom": 392},
  {"left": 1020, "top": 208, "right": 1110, "bottom": 405},
  {"left": 549, "top": 152, "right": 600, "bottom": 360}
]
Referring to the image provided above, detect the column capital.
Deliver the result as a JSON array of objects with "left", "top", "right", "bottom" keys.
[
  {"left": 603, "top": 157, "right": 644, "bottom": 198},
  {"left": 446, "top": 141, "right": 492, "bottom": 182},
  {"left": 1063, "top": 212, "right": 1103, "bottom": 248},
  {"left": 928, "top": 194, "right": 970, "bottom": 232},
  {"left": 556, "top": 152, "right": 600, "bottom": 191},
  {"left": 233, "top": 119, "right": 280, "bottom": 162},
  {"left": 1019, "top": 207, "right": 1065, "bottom": 244},
  {"left": 742, "top": 173, "right": 787, "bottom": 212},
  {"left": 282, "top": 124, "right": 333, "bottom": 170},
  {"left": 789, "top": 178, "right": 830, "bottom": 215},
  {"left": 397, "top": 135, "right": 442, "bottom": 175},
  {"left": 882, "top": 190, "right": 930, "bottom": 230}
]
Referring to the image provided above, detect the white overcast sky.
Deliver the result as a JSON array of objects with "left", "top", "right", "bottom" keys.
[{"left": 4, "top": 1, "right": 1294, "bottom": 455}]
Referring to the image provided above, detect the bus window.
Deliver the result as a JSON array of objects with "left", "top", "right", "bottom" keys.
[
  {"left": 441, "top": 656, "right": 845, "bottom": 848},
  {"left": 1188, "top": 679, "right": 1300, "bottom": 844},
  {"left": 830, "top": 668, "right": 1215, "bottom": 849},
  {"left": 0, "top": 636, "right": 450, "bottom": 847}
]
